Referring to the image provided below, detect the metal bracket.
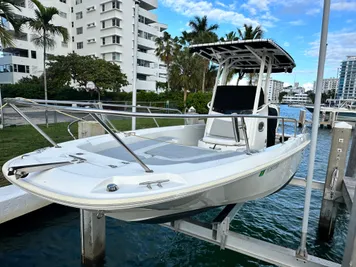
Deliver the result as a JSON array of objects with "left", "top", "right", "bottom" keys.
[
  {"left": 139, "top": 179, "right": 170, "bottom": 189},
  {"left": 8, "top": 156, "right": 85, "bottom": 179},
  {"left": 211, "top": 204, "right": 244, "bottom": 249}
]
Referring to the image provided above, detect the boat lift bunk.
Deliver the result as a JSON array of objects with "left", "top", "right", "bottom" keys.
[{"left": 190, "top": 39, "right": 296, "bottom": 151}]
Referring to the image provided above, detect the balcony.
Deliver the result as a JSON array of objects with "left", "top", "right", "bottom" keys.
[
  {"left": 139, "top": 0, "right": 158, "bottom": 11},
  {"left": 138, "top": 22, "right": 159, "bottom": 37},
  {"left": 137, "top": 37, "right": 155, "bottom": 50},
  {"left": 137, "top": 65, "right": 156, "bottom": 76},
  {"left": 136, "top": 80, "right": 156, "bottom": 91},
  {"left": 137, "top": 52, "right": 157, "bottom": 63},
  {"left": 138, "top": 8, "right": 157, "bottom": 23},
  {"left": 100, "top": 27, "right": 123, "bottom": 37}
]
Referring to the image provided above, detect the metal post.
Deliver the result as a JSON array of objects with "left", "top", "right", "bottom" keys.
[
  {"left": 343, "top": 129, "right": 356, "bottom": 266},
  {"left": 9, "top": 103, "right": 60, "bottom": 148},
  {"left": 132, "top": 0, "right": 140, "bottom": 131},
  {"left": 253, "top": 52, "right": 266, "bottom": 114},
  {"left": 264, "top": 57, "right": 272, "bottom": 104},
  {"left": 318, "top": 122, "right": 351, "bottom": 240},
  {"left": 297, "top": 0, "right": 331, "bottom": 258},
  {"left": 209, "top": 65, "right": 222, "bottom": 113},
  {"left": 0, "top": 88, "right": 4, "bottom": 129},
  {"left": 298, "top": 110, "right": 306, "bottom": 128}
]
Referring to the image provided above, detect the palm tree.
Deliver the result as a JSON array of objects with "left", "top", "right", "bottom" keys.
[
  {"left": 26, "top": 0, "right": 69, "bottom": 125},
  {"left": 188, "top": 16, "right": 219, "bottom": 93},
  {"left": 237, "top": 24, "right": 264, "bottom": 85},
  {"left": 237, "top": 24, "right": 263, "bottom": 40},
  {"left": 155, "top": 31, "right": 178, "bottom": 91},
  {"left": 0, "top": 0, "right": 25, "bottom": 47},
  {"left": 220, "top": 31, "right": 238, "bottom": 42}
]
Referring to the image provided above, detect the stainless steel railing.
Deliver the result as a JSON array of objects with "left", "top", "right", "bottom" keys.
[{"left": 5, "top": 98, "right": 300, "bottom": 173}]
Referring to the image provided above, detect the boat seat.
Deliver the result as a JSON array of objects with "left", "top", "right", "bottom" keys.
[{"left": 202, "top": 85, "right": 265, "bottom": 146}]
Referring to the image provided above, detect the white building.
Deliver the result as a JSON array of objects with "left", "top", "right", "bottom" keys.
[
  {"left": 337, "top": 56, "right": 356, "bottom": 99},
  {"left": 0, "top": 0, "right": 167, "bottom": 92},
  {"left": 262, "top": 77, "right": 283, "bottom": 103},
  {"left": 282, "top": 93, "right": 312, "bottom": 104},
  {"left": 313, "top": 78, "right": 339, "bottom": 93}
]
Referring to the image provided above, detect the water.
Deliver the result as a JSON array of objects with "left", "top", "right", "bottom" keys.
[{"left": 0, "top": 106, "right": 349, "bottom": 266}]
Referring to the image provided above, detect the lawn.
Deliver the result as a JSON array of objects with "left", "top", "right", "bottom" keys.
[{"left": 0, "top": 118, "right": 183, "bottom": 187}]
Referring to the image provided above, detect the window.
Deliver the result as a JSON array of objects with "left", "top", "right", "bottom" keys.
[
  {"left": 76, "top": 27, "right": 83, "bottom": 35},
  {"left": 101, "top": 4, "right": 105, "bottom": 12},
  {"left": 87, "top": 6, "right": 95, "bottom": 12},
  {"left": 102, "top": 21, "right": 105, "bottom": 29},
  {"left": 75, "top": 0, "right": 82, "bottom": 4},
  {"left": 72, "top": 36, "right": 74, "bottom": 42},
  {"left": 72, "top": 22, "right": 74, "bottom": 28},
  {"left": 59, "top": 11, "right": 67, "bottom": 18},
  {"left": 59, "top": 0, "right": 66, "bottom": 3},
  {"left": 112, "top": 18, "right": 120, "bottom": 27},
  {"left": 112, "top": 35, "right": 120, "bottom": 44},
  {"left": 102, "top": 37, "right": 106, "bottom": 45},
  {"left": 112, "top": 1, "right": 120, "bottom": 9},
  {"left": 88, "top": 38, "right": 96, "bottom": 43},
  {"left": 87, "top": 22, "right": 95, "bottom": 28},
  {"left": 112, "top": 52, "right": 120, "bottom": 61},
  {"left": 71, "top": 7, "right": 73, "bottom": 13},
  {"left": 76, "top": 12, "right": 83, "bottom": 20},
  {"left": 14, "top": 64, "right": 29, "bottom": 73},
  {"left": 31, "top": 51, "right": 36, "bottom": 59},
  {"left": 77, "top": 42, "right": 83, "bottom": 49}
]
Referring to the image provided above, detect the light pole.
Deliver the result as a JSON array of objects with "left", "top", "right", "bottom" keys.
[{"left": 132, "top": 0, "right": 140, "bottom": 131}]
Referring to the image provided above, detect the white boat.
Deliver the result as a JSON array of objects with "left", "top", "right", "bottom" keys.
[{"left": 2, "top": 39, "right": 310, "bottom": 223}]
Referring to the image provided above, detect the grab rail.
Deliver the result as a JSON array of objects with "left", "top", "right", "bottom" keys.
[{"left": 5, "top": 98, "right": 300, "bottom": 173}]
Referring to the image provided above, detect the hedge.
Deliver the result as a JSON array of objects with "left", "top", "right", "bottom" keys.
[{"left": 1, "top": 84, "right": 212, "bottom": 114}]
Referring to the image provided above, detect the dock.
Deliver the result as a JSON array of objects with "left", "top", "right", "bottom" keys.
[{"left": 298, "top": 109, "right": 356, "bottom": 129}]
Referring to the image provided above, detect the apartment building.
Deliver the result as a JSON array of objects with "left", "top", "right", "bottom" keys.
[
  {"left": 262, "top": 77, "right": 284, "bottom": 103},
  {"left": 313, "top": 78, "right": 339, "bottom": 93},
  {"left": 337, "top": 56, "right": 356, "bottom": 99},
  {"left": 282, "top": 93, "right": 312, "bottom": 104},
  {"left": 0, "top": 0, "right": 167, "bottom": 92}
]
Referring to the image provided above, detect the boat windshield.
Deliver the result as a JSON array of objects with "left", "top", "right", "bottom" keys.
[{"left": 212, "top": 85, "right": 265, "bottom": 114}]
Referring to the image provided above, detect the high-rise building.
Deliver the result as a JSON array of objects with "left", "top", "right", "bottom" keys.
[
  {"left": 0, "top": 0, "right": 167, "bottom": 92},
  {"left": 313, "top": 78, "right": 339, "bottom": 93},
  {"left": 262, "top": 77, "right": 284, "bottom": 103},
  {"left": 337, "top": 56, "right": 356, "bottom": 99}
]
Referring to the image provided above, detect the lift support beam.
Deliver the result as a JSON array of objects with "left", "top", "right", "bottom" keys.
[{"left": 162, "top": 204, "right": 339, "bottom": 267}]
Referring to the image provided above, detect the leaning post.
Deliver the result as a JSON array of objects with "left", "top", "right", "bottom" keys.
[
  {"left": 318, "top": 122, "right": 352, "bottom": 240},
  {"left": 78, "top": 121, "right": 106, "bottom": 265},
  {"left": 342, "top": 129, "right": 356, "bottom": 267}
]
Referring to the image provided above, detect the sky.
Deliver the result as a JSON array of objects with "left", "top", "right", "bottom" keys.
[{"left": 155, "top": 0, "right": 356, "bottom": 90}]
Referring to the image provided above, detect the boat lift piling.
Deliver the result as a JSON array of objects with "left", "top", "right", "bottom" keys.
[
  {"left": 298, "top": 109, "right": 306, "bottom": 128},
  {"left": 318, "top": 122, "right": 352, "bottom": 240},
  {"left": 78, "top": 122, "right": 106, "bottom": 266}
]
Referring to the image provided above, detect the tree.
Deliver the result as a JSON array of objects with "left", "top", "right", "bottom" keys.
[
  {"left": 188, "top": 16, "right": 219, "bottom": 93},
  {"left": 279, "top": 92, "right": 288, "bottom": 103},
  {"left": 26, "top": 0, "right": 69, "bottom": 110},
  {"left": 46, "top": 53, "right": 128, "bottom": 92},
  {"left": 0, "top": 0, "right": 25, "bottom": 47},
  {"left": 155, "top": 31, "right": 178, "bottom": 91},
  {"left": 220, "top": 31, "right": 238, "bottom": 42},
  {"left": 169, "top": 48, "right": 204, "bottom": 107},
  {"left": 237, "top": 24, "right": 264, "bottom": 85}
]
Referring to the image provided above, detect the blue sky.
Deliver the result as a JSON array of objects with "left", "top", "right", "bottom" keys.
[{"left": 155, "top": 0, "right": 356, "bottom": 90}]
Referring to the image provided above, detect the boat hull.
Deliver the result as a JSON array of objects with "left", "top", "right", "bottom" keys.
[{"left": 2, "top": 124, "right": 309, "bottom": 223}]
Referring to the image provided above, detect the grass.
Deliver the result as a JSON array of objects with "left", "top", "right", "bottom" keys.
[{"left": 0, "top": 118, "right": 183, "bottom": 187}]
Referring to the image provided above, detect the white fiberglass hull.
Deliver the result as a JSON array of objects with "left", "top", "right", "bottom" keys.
[{"left": 2, "top": 124, "right": 309, "bottom": 223}]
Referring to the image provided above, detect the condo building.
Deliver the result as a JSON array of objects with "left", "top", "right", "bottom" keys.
[
  {"left": 0, "top": 0, "right": 168, "bottom": 92},
  {"left": 337, "top": 56, "right": 356, "bottom": 99}
]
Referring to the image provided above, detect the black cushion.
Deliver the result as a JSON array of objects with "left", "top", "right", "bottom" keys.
[{"left": 213, "top": 85, "right": 265, "bottom": 114}]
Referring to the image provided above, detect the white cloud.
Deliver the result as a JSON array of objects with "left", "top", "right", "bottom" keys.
[
  {"left": 346, "top": 19, "right": 353, "bottom": 23},
  {"left": 215, "top": 1, "right": 227, "bottom": 8},
  {"left": 331, "top": 1, "right": 356, "bottom": 11},
  {"left": 284, "top": 82, "right": 291, "bottom": 87},
  {"left": 306, "top": 8, "right": 320, "bottom": 15},
  {"left": 303, "top": 82, "right": 314, "bottom": 91},
  {"left": 305, "top": 30, "right": 356, "bottom": 69},
  {"left": 284, "top": 42, "right": 290, "bottom": 47},
  {"left": 289, "top": 19, "right": 305, "bottom": 26},
  {"left": 161, "top": 0, "right": 265, "bottom": 27}
]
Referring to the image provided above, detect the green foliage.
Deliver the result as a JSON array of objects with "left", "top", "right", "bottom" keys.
[
  {"left": 279, "top": 92, "right": 288, "bottom": 103},
  {"left": 186, "top": 92, "right": 212, "bottom": 114},
  {"left": 307, "top": 91, "right": 315, "bottom": 103},
  {"left": 46, "top": 53, "right": 128, "bottom": 91}
]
